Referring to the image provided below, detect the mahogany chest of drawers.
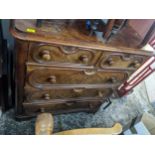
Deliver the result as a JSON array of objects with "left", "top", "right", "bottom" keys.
[{"left": 10, "top": 19, "right": 153, "bottom": 119}]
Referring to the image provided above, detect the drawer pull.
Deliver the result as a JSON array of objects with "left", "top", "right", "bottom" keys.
[
  {"left": 84, "top": 70, "right": 96, "bottom": 75},
  {"left": 73, "top": 88, "right": 84, "bottom": 93},
  {"left": 79, "top": 55, "right": 89, "bottom": 63},
  {"left": 108, "top": 77, "right": 117, "bottom": 83},
  {"left": 40, "top": 50, "right": 51, "bottom": 61},
  {"left": 43, "top": 93, "right": 50, "bottom": 100},
  {"left": 98, "top": 91, "right": 104, "bottom": 97},
  {"left": 47, "top": 75, "right": 56, "bottom": 84},
  {"left": 106, "top": 58, "right": 114, "bottom": 66},
  {"left": 129, "top": 60, "right": 141, "bottom": 68},
  {"left": 133, "top": 60, "right": 141, "bottom": 68}
]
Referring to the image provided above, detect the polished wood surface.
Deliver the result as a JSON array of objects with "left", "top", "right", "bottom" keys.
[{"left": 11, "top": 19, "right": 155, "bottom": 51}]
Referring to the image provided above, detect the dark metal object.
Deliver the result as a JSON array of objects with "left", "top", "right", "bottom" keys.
[
  {"left": 102, "top": 98, "right": 112, "bottom": 110},
  {"left": 0, "top": 20, "right": 12, "bottom": 111}
]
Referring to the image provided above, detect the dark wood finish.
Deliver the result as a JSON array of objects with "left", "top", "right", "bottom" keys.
[
  {"left": 14, "top": 40, "right": 29, "bottom": 114},
  {"left": 23, "top": 100, "right": 103, "bottom": 115},
  {"left": 26, "top": 65, "right": 128, "bottom": 88},
  {"left": 10, "top": 20, "right": 154, "bottom": 119}
]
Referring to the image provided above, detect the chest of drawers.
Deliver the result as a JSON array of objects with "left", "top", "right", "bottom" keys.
[{"left": 10, "top": 19, "right": 153, "bottom": 119}]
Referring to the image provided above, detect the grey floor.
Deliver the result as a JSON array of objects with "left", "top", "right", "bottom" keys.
[{"left": 0, "top": 82, "right": 155, "bottom": 135}]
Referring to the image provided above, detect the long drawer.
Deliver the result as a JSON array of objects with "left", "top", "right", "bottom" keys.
[
  {"left": 26, "top": 65, "right": 129, "bottom": 89},
  {"left": 24, "top": 86, "right": 117, "bottom": 103},
  {"left": 23, "top": 100, "right": 103, "bottom": 115}
]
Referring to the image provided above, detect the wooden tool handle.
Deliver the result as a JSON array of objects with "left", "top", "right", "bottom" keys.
[
  {"left": 54, "top": 123, "right": 122, "bottom": 135},
  {"left": 35, "top": 113, "right": 54, "bottom": 135}
]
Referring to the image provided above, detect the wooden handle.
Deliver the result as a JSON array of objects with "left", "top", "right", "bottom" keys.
[
  {"left": 107, "top": 58, "right": 114, "bottom": 65},
  {"left": 79, "top": 55, "right": 89, "bottom": 63},
  {"left": 40, "top": 50, "right": 51, "bottom": 61},
  {"left": 98, "top": 91, "right": 104, "bottom": 97},
  {"left": 35, "top": 113, "right": 122, "bottom": 135},
  {"left": 47, "top": 75, "right": 56, "bottom": 83},
  {"left": 35, "top": 113, "right": 54, "bottom": 135},
  {"left": 43, "top": 93, "right": 50, "bottom": 100},
  {"left": 133, "top": 60, "right": 141, "bottom": 68},
  {"left": 54, "top": 123, "right": 123, "bottom": 135}
]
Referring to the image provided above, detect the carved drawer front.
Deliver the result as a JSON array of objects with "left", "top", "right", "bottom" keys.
[
  {"left": 25, "top": 87, "right": 114, "bottom": 102},
  {"left": 23, "top": 100, "right": 103, "bottom": 114},
  {"left": 29, "top": 43, "right": 101, "bottom": 66},
  {"left": 27, "top": 66, "right": 128, "bottom": 89},
  {"left": 100, "top": 53, "right": 148, "bottom": 70}
]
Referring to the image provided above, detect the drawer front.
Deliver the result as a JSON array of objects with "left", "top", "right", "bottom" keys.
[
  {"left": 99, "top": 52, "right": 148, "bottom": 70},
  {"left": 27, "top": 66, "right": 128, "bottom": 89},
  {"left": 25, "top": 87, "right": 115, "bottom": 102},
  {"left": 23, "top": 100, "right": 103, "bottom": 114},
  {"left": 29, "top": 43, "right": 101, "bottom": 67}
]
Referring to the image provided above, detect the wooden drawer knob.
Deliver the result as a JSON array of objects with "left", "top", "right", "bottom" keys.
[
  {"left": 47, "top": 75, "right": 56, "bottom": 84},
  {"left": 43, "top": 93, "right": 50, "bottom": 100},
  {"left": 98, "top": 91, "right": 104, "bottom": 97},
  {"left": 133, "top": 60, "right": 141, "bottom": 68},
  {"left": 106, "top": 58, "right": 114, "bottom": 65},
  {"left": 129, "top": 60, "right": 141, "bottom": 68},
  {"left": 79, "top": 55, "right": 89, "bottom": 63},
  {"left": 108, "top": 77, "right": 117, "bottom": 83},
  {"left": 40, "top": 50, "right": 51, "bottom": 61}
]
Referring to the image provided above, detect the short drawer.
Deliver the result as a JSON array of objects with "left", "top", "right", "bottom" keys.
[
  {"left": 26, "top": 65, "right": 128, "bottom": 89},
  {"left": 99, "top": 52, "right": 148, "bottom": 70},
  {"left": 29, "top": 43, "right": 102, "bottom": 67}
]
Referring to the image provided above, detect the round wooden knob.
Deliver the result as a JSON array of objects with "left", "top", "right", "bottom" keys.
[
  {"left": 133, "top": 60, "right": 141, "bottom": 68},
  {"left": 80, "top": 55, "right": 89, "bottom": 63},
  {"left": 47, "top": 76, "right": 56, "bottom": 84},
  {"left": 98, "top": 91, "right": 104, "bottom": 97},
  {"left": 110, "top": 77, "right": 117, "bottom": 83},
  {"left": 43, "top": 93, "right": 50, "bottom": 100},
  {"left": 107, "top": 58, "right": 114, "bottom": 66},
  {"left": 40, "top": 50, "right": 51, "bottom": 61}
]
